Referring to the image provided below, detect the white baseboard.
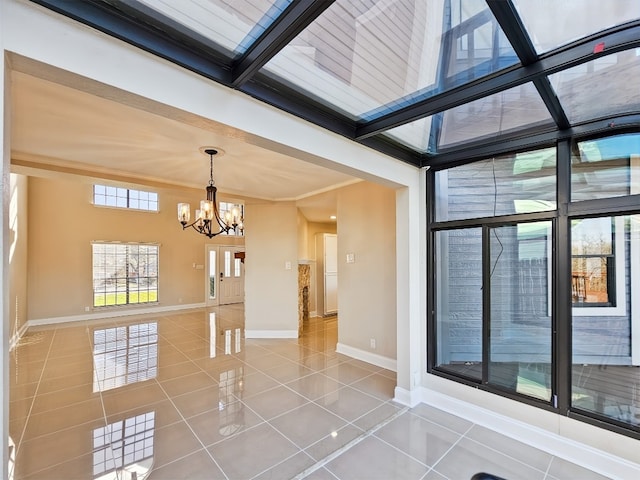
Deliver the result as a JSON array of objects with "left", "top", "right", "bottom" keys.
[
  {"left": 27, "top": 303, "right": 206, "bottom": 327},
  {"left": 420, "top": 388, "right": 640, "bottom": 480},
  {"left": 336, "top": 342, "right": 396, "bottom": 371},
  {"left": 245, "top": 330, "right": 298, "bottom": 339},
  {"left": 393, "top": 386, "right": 423, "bottom": 408}
]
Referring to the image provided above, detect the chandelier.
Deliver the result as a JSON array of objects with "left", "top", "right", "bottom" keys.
[{"left": 177, "top": 148, "right": 243, "bottom": 238}]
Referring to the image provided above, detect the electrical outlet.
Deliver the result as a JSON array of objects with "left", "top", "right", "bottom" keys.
[{"left": 370, "top": 338, "right": 376, "bottom": 349}]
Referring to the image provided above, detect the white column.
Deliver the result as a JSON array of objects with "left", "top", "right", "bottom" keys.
[
  {"left": 394, "top": 168, "right": 427, "bottom": 406},
  {"left": 1, "top": 1, "right": 12, "bottom": 474}
]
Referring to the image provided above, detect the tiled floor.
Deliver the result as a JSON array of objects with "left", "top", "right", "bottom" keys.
[{"left": 9, "top": 305, "right": 612, "bottom": 479}]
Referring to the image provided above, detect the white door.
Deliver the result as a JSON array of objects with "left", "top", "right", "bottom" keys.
[
  {"left": 324, "top": 234, "right": 338, "bottom": 314},
  {"left": 219, "top": 246, "right": 245, "bottom": 305}
]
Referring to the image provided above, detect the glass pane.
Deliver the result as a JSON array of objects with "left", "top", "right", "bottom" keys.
[
  {"left": 513, "top": 0, "right": 640, "bottom": 54},
  {"left": 224, "top": 251, "right": 231, "bottom": 277},
  {"left": 209, "top": 249, "right": 216, "bottom": 299},
  {"left": 132, "top": 0, "right": 291, "bottom": 58},
  {"left": 571, "top": 133, "right": 640, "bottom": 201},
  {"left": 572, "top": 217, "right": 625, "bottom": 313},
  {"left": 382, "top": 116, "right": 433, "bottom": 152},
  {"left": 435, "top": 147, "right": 556, "bottom": 222},
  {"left": 261, "top": 0, "right": 517, "bottom": 121},
  {"left": 549, "top": 49, "right": 640, "bottom": 125},
  {"left": 435, "top": 228, "right": 482, "bottom": 380},
  {"left": 438, "top": 83, "right": 553, "bottom": 150},
  {"left": 572, "top": 215, "right": 640, "bottom": 428},
  {"left": 489, "top": 222, "right": 552, "bottom": 402}
]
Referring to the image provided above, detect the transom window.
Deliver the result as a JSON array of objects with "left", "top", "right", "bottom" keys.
[{"left": 94, "top": 184, "right": 158, "bottom": 212}]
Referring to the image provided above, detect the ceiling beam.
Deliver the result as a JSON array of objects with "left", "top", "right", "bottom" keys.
[
  {"left": 487, "top": 0, "right": 570, "bottom": 129},
  {"left": 30, "top": 0, "right": 233, "bottom": 83},
  {"left": 356, "top": 21, "right": 640, "bottom": 139},
  {"left": 231, "top": 0, "right": 336, "bottom": 88}
]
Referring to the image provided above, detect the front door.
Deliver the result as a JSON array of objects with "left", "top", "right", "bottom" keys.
[{"left": 219, "top": 246, "right": 245, "bottom": 305}]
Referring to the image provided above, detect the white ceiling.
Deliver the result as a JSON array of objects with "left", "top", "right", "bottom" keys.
[{"left": 10, "top": 71, "right": 361, "bottom": 222}]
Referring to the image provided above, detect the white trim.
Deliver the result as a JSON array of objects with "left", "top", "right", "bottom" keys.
[
  {"left": 27, "top": 303, "right": 205, "bottom": 327},
  {"left": 393, "top": 386, "right": 423, "bottom": 408},
  {"left": 336, "top": 342, "right": 397, "bottom": 372},
  {"left": 420, "top": 389, "right": 640, "bottom": 480},
  {"left": 244, "top": 330, "right": 298, "bottom": 339}
]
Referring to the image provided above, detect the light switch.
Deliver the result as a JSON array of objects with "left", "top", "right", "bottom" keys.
[{"left": 346, "top": 253, "right": 355, "bottom": 263}]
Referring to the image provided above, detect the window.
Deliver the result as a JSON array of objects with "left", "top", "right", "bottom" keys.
[
  {"left": 92, "top": 243, "right": 159, "bottom": 307},
  {"left": 571, "top": 217, "right": 625, "bottom": 312},
  {"left": 218, "top": 201, "right": 244, "bottom": 236},
  {"left": 430, "top": 135, "right": 640, "bottom": 434},
  {"left": 571, "top": 133, "right": 640, "bottom": 201},
  {"left": 434, "top": 147, "right": 556, "bottom": 222},
  {"left": 93, "top": 184, "right": 158, "bottom": 211}
]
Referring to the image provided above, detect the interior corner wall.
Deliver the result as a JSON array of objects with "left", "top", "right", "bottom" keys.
[
  {"left": 9, "top": 173, "right": 27, "bottom": 338},
  {"left": 244, "top": 202, "right": 299, "bottom": 335},
  {"left": 25, "top": 175, "right": 244, "bottom": 321},
  {"left": 336, "top": 181, "right": 397, "bottom": 361}
]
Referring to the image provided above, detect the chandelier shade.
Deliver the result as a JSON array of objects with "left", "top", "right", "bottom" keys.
[{"left": 178, "top": 148, "right": 243, "bottom": 238}]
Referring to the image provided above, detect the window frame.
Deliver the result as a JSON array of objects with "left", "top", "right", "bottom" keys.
[
  {"left": 92, "top": 242, "right": 159, "bottom": 308},
  {"left": 93, "top": 184, "right": 159, "bottom": 212},
  {"left": 428, "top": 131, "right": 640, "bottom": 438}
]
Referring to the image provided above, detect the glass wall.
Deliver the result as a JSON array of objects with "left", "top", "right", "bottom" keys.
[{"left": 430, "top": 134, "right": 640, "bottom": 434}]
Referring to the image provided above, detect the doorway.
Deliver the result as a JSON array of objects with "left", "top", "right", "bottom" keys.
[{"left": 205, "top": 245, "right": 245, "bottom": 306}]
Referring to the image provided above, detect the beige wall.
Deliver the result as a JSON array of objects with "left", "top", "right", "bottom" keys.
[
  {"left": 336, "top": 182, "right": 397, "bottom": 359},
  {"left": 244, "top": 202, "right": 299, "bottom": 335},
  {"left": 9, "top": 173, "right": 28, "bottom": 337},
  {"left": 25, "top": 174, "right": 244, "bottom": 321}
]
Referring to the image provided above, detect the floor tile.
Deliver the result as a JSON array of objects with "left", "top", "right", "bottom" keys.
[
  {"left": 186, "top": 399, "right": 264, "bottom": 447},
  {"left": 465, "top": 425, "right": 553, "bottom": 473},
  {"left": 374, "top": 411, "right": 463, "bottom": 467},
  {"left": 207, "top": 423, "right": 299, "bottom": 479},
  {"left": 170, "top": 384, "right": 223, "bottom": 419},
  {"left": 349, "top": 372, "right": 396, "bottom": 400},
  {"left": 242, "top": 385, "right": 308, "bottom": 420},
  {"left": 432, "top": 437, "right": 546, "bottom": 480},
  {"left": 316, "top": 386, "right": 385, "bottom": 422},
  {"left": 269, "top": 402, "right": 348, "bottom": 449},
  {"left": 304, "top": 424, "right": 364, "bottom": 462},
  {"left": 286, "top": 372, "right": 342, "bottom": 401},
  {"left": 352, "top": 401, "right": 404, "bottom": 432},
  {"left": 324, "top": 435, "right": 429, "bottom": 480},
  {"left": 254, "top": 451, "right": 317, "bottom": 480},
  {"left": 147, "top": 449, "right": 226, "bottom": 480},
  {"left": 151, "top": 421, "right": 204, "bottom": 470},
  {"left": 409, "top": 403, "right": 474, "bottom": 435}
]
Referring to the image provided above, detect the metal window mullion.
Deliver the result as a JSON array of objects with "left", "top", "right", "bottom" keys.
[
  {"left": 482, "top": 225, "right": 490, "bottom": 384},
  {"left": 426, "top": 169, "right": 437, "bottom": 371},
  {"left": 555, "top": 139, "right": 571, "bottom": 413}
]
